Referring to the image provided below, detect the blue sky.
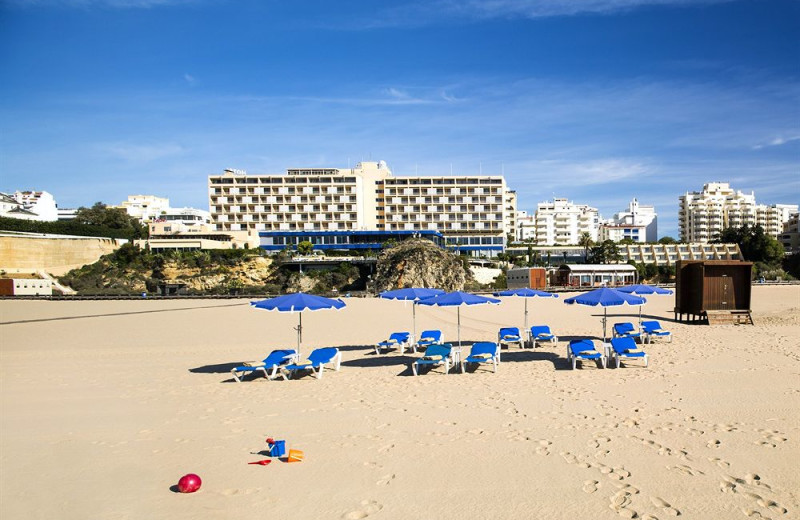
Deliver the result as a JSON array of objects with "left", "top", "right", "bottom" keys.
[{"left": 1, "top": 0, "right": 798, "bottom": 238}]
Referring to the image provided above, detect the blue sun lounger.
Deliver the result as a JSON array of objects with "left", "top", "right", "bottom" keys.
[
  {"left": 415, "top": 330, "right": 442, "bottom": 352},
  {"left": 412, "top": 344, "right": 452, "bottom": 376},
  {"left": 641, "top": 320, "right": 672, "bottom": 343},
  {"left": 498, "top": 327, "right": 524, "bottom": 351},
  {"left": 375, "top": 332, "right": 411, "bottom": 354},
  {"left": 529, "top": 325, "right": 558, "bottom": 348},
  {"left": 567, "top": 339, "right": 606, "bottom": 370},
  {"left": 461, "top": 342, "right": 499, "bottom": 373},
  {"left": 610, "top": 336, "right": 648, "bottom": 368},
  {"left": 231, "top": 349, "right": 298, "bottom": 382},
  {"left": 281, "top": 347, "right": 341, "bottom": 380},
  {"left": 613, "top": 322, "right": 644, "bottom": 343}
]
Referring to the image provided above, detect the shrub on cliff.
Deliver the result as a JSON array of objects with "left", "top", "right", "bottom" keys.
[{"left": 372, "top": 239, "right": 470, "bottom": 292}]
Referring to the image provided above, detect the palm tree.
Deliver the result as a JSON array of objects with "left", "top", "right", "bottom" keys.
[{"left": 578, "top": 232, "right": 594, "bottom": 262}]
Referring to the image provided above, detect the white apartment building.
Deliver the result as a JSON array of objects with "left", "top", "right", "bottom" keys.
[
  {"left": 380, "top": 173, "right": 515, "bottom": 250},
  {"left": 156, "top": 207, "right": 210, "bottom": 227},
  {"left": 516, "top": 210, "right": 536, "bottom": 241},
  {"left": 208, "top": 161, "right": 516, "bottom": 253},
  {"left": 120, "top": 195, "right": 170, "bottom": 223},
  {"left": 604, "top": 198, "right": 657, "bottom": 242},
  {"left": 780, "top": 213, "right": 799, "bottom": 253},
  {"left": 2, "top": 191, "right": 59, "bottom": 221},
  {"left": 533, "top": 198, "right": 600, "bottom": 245},
  {"left": 0, "top": 192, "right": 26, "bottom": 218},
  {"left": 598, "top": 223, "right": 647, "bottom": 243},
  {"left": 679, "top": 183, "right": 798, "bottom": 242}
]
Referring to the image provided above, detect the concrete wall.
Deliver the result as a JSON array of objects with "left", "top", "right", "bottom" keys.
[{"left": 0, "top": 234, "right": 124, "bottom": 276}]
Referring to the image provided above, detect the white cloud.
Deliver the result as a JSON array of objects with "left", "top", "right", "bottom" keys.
[
  {"left": 357, "top": 0, "right": 733, "bottom": 28},
  {"left": 8, "top": 0, "right": 199, "bottom": 8},
  {"left": 183, "top": 73, "right": 196, "bottom": 85},
  {"left": 752, "top": 135, "right": 800, "bottom": 150}
]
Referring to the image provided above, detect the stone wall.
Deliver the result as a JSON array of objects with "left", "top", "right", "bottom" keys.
[{"left": 0, "top": 234, "right": 123, "bottom": 275}]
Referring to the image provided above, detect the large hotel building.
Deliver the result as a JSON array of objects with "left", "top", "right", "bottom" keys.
[
  {"left": 679, "top": 182, "right": 798, "bottom": 243},
  {"left": 208, "top": 161, "right": 517, "bottom": 254}
]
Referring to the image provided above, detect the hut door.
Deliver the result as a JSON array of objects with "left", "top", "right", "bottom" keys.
[
  {"left": 719, "top": 274, "right": 731, "bottom": 309},
  {"left": 704, "top": 266, "right": 733, "bottom": 311}
]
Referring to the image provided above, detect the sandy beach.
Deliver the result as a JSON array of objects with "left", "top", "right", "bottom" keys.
[{"left": 1, "top": 285, "right": 798, "bottom": 519}]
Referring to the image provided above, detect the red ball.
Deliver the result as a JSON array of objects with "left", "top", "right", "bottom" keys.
[{"left": 178, "top": 473, "right": 202, "bottom": 493}]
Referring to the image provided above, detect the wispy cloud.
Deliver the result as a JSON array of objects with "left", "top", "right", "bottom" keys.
[
  {"left": 183, "top": 73, "right": 196, "bottom": 86},
  {"left": 356, "top": 0, "right": 733, "bottom": 28},
  {"left": 752, "top": 135, "right": 800, "bottom": 150},
  {"left": 231, "top": 85, "right": 462, "bottom": 108},
  {"left": 7, "top": 0, "right": 199, "bottom": 8}
]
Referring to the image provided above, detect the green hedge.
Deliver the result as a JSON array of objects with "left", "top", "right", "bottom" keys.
[{"left": 0, "top": 216, "right": 137, "bottom": 240}]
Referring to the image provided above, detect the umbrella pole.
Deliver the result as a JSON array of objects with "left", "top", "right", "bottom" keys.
[
  {"left": 297, "top": 313, "right": 302, "bottom": 356},
  {"left": 639, "top": 305, "right": 643, "bottom": 330},
  {"left": 524, "top": 298, "right": 529, "bottom": 333},
  {"left": 457, "top": 307, "right": 461, "bottom": 349},
  {"left": 412, "top": 303, "right": 417, "bottom": 344},
  {"left": 603, "top": 307, "right": 607, "bottom": 343}
]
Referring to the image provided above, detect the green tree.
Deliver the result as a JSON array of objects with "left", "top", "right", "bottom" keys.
[
  {"left": 715, "top": 225, "right": 784, "bottom": 265},
  {"left": 658, "top": 236, "right": 678, "bottom": 244},
  {"left": 578, "top": 232, "right": 594, "bottom": 262},
  {"left": 75, "top": 202, "right": 146, "bottom": 238},
  {"left": 588, "top": 240, "right": 622, "bottom": 264},
  {"left": 492, "top": 271, "right": 508, "bottom": 290},
  {"left": 297, "top": 240, "right": 313, "bottom": 255},
  {"left": 619, "top": 238, "right": 636, "bottom": 245}
]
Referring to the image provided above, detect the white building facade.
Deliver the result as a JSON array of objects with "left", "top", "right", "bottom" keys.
[
  {"left": 208, "top": 161, "right": 516, "bottom": 254},
  {"left": 516, "top": 210, "right": 536, "bottom": 241},
  {"left": 679, "top": 182, "right": 798, "bottom": 243},
  {"left": 601, "top": 198, "right": 657, "bottom": 243},
  {"left": 533, "top": 198, "right": 600, "bottom": 245},
  {"left": 780, "top": 213, "right": 800, "bottom": 253},
  {"left": 1, "top": 191, "right": 59, "bottom": 222},
  {"left": 120, "top": 195, "right": 171, "bottom": 223}
]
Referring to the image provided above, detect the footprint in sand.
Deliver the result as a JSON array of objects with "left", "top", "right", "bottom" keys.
[
  {"left": 709, "top": 457, "right": 730, "bottom": 468},
  {"left": 376, "top": 474, "right": 395, "bottom": 486},
  {"left": 609, "top": 490, "right": 638, "bottom": 518},
  {"left": 650, "top": 496, "right": 681, "bottom": 516},
  {"left": 582, "top": 480, "right": 600, "bottom": 494},
  {"left": 560, "top": 452, "right": 579, "bottom": 464},
  {"left": 343, "top": 500, "right": 384, "bottom": 519},
  {"left": 668, "top": 464, "right": 704, "bottom": 477},
  {"left": 535, "top": 442, "right": 551, "bottom": 456},
  {"left": 220, "top": 488, "right": 256, "bottom": 497},
  {"left": 707, "top": 439, "right": 722, "bottom": 449}
]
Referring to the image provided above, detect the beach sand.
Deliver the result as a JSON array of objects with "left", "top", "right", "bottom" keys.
[{"left": 1, "top": 286, "right": 798, "bottom": 519}]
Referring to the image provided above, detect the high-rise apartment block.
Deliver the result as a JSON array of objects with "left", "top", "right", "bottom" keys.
[
  {"left": 599, "top": 198, "right": 657, "bottom": 243},
  {"left": 532, "top": 198, "right": 599, "bottom": 245},
  {"left": 208, "top": 161, "right": 516, "bottom": 253},
  {"left": 679, "top": 183, "right": 798, "bottom": 243}
]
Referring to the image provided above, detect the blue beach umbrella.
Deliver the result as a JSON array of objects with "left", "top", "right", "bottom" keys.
[
  {"left": 378, "top": 288, "right": 445, "bottom": 342},
  {"left": 618, "top": 284, "right": 673, "bottom": 327},
  {"left": 416, "top": 291, "right": 501, "bottom": 348},
  {"left": 493, "top": 288, "right": 559, "bottom": 333},
  {"left": 251, "top": 292, "right": 346, "bottom": 356},
  {"left": 563, "top": 288, "right": 646, "bottom": 342}
]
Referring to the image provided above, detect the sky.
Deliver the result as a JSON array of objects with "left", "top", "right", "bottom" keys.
[{"left": 1, "top": 0, "right": 798, "bottom": 239}]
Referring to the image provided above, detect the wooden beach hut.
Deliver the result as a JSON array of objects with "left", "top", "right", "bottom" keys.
[
  {"left": 674, "top": 260, "right": 753, "bottom": 324},
  {"left": 506, "top": 267, "right": 548, "bottom": 289}
]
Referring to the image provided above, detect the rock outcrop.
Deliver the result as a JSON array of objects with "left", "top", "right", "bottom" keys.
[{"left": 372, "top": 239, "right": 470, "bottom": 292}]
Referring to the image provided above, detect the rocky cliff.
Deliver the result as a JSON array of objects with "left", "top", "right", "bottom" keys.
[{"left": 372, "top": 239, "right": 470, "bottom": 292}]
